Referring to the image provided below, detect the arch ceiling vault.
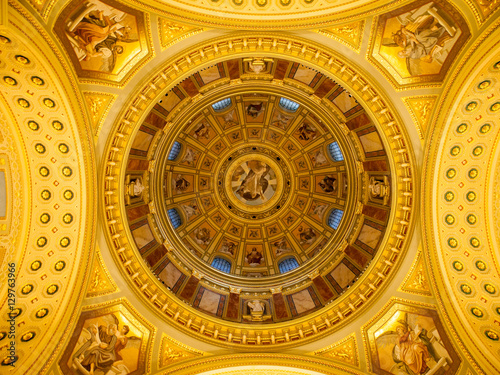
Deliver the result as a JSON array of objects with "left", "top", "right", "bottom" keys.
[{"left": 0, "top": 0, "right": 499, "bottom": 374}]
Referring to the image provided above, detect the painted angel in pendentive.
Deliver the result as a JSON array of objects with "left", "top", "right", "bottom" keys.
[
  {"left": 192, "top": 122, "right": 211, "bottom": 140},
  {"left": 272, "top": 238, "right": 293, "bottom": 257},
  {"left": 193, "top": 227, "right": 212, "bottom": 246},
  {"left": 219, "top": 240, "right": 237, "bottom": 257},
  {"left": 72, "top": 314, "right": 141, "bottom": 375},
  {"left": 382, "top": 3, "right": 457, "bottom": 76},
  {"left": 375, "top": 311, "right": 452, "bottom": 375},
  {"left": 65, "top": 1, "right": 139, "bottom": 73},
  {"left": 318, "top": 176, "right": 337, "bottom": 193},
  {"left": 173, "top": 174, "right": 190, "bottom": 193},
  {"left": 180, "top": 201, "right": 199, "bottom": 221}
]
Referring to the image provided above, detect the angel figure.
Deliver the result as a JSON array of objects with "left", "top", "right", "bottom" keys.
[
  {"left": 180, "top": 147, "right": 199, "bottom": 166},
  {"left": 273, "top": 238, "right": 293, "bottom": 257},
  {"left": 222, "top": 110, "right": 239, "bottom": 128},
  {"left": 272, "top": 111, "right": 292, "bottom": 129},
  {"left": 296, "top": 122, "right": 317, "bottom": 141},
  {"left": 193, "top": 227, "right": 211, "bottom": 246},
  {"left": 181, "top": 201, "right": 199, "bottom": 221},
  {"left": 310, "top": 149, "right": 328, "bottom": 167},
  {"left": 299, "top": 227, "right": 317, "bottom": 245},
  {"left": 173, "top": 175, "right": 190, "bottom": 193},
  {"left": 192, "top": 122, "right": 211, "bottom": 140},
  {"left": 312, "top": 203, "right": 329, "bottom": 220},
  {"left": 246, "top": 103, "right": 265, "bottom": 118}
]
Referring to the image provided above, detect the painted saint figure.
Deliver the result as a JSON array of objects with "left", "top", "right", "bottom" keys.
[{"left": 234, "top": 161, "right": 271, "bottom": 201}]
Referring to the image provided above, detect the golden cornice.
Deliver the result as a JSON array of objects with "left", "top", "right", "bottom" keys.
[{"left": 100, "top": 33, "right": 416, "bottom": 350}]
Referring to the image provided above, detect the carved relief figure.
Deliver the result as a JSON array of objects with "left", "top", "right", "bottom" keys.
[
  {"left": 180, "top": 147, "right": 199, "bottom": 166},
  {"left": 296, "top": 122, "right": 317, "bottom": 141},
  {"left": 246, "top": 102, "right": 265, "bottom": 118},
  {"left": 193, "top": 227, "right": 211, "bottom": 246},
  {"left": 173, "top": 174, "right": 190, "bottom": 193},
  {"left": 272, "top": 238, "right": 293, "bottom": 257},
  {"left": 219, "top": 240, "right": 237, "bottom": 257},
  {"left": 310, "top": 149, "right": 329, "bottom": 167},
  {"left": 318, "top": 176, "right": 337, "bottom": 193},
  {"left": 369, "top": 176, "right": 390, "bottom": 205},
  {"left": 298, "top": 227, "right": 317, "bottom": 245},
  {"left": 244, "top": 300, "right": 271, "bottom": 321},
  {"left": 192, "top": 122, "right": 211, "bottom": 140},
  {"left": 180, "top": 201, "right": 199, "bottom": 221}
]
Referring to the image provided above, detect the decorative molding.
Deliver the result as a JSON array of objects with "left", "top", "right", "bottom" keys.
[
  {"left": 399, "top": 248, "right": 433, "bottom": 297},
  {"left": 313, "top": 333, "right": 359, "bottom": 367},
  {"left": 159, "top": 18, "right": 204, "bottom": 50},
  {"left": 85, "top": 246, "right": 119, "bottom": 298},
  {"left": 317, "top": 20, "right": 365, "bottom": 53},
  {"left": 159, "top": 333, "right": 205, "bottom": 369},
  {"left": 402, "top": 96, "right": 437, "bottom": 141},
  {"left": 82, "top": 92, "right": 116, "bottom": 138}
]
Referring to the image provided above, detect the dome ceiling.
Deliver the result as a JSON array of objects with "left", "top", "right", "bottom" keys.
[{"left": 106, "top": 54, "right": 413, "bottom": 346}]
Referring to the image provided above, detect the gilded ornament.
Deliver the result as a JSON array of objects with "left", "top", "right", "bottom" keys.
[
  {"left": 472, "top": 146, "right": 483, "bottom": 156},
  {"left": 52, "top": 120, "right": 64, "bottom": 131},
  {"left": 39, "top": 166, "right": 49, "bottom": 177},
  {"left": 30, "top": 260, "right": 42, "bottom": 271},
  {"left": 447, "top": 237, "right": 458, "bottom": 248},
  {"left": 494, "top": 61, "right": 500, "bottom": 70},
  {"left": 465, "top": 101, "right": 478, "bottom": 111},
  {"left": 446, "top": 168, "right": 456, "bottom": 179},
  {"left": 460, "top": 283, "right": 472, "bottom": 295},
  {"left": 46, "top": 284, "right": 58, "bottom": 295},
  {"left": 17, "top": 98, "right": 30, "bottom": 108},
  {"left": 466, "top": 214, "right": 477, "bottom": 225},
  {"left": 468, "top": 168, "right": 478, "bottom": 179},
  {"left": 490, "top": 102, "right": 500, "bottom": 112},
  {"left": 444, "top": 214, "right": 455, "bottom": 225},
  {"left": 54, "top": 260, "right": 66, "bottom": 271},
  {"left": 0, "top": 332, "right": 6, "bottom": 341},
  {"left": 20, "top": 332, "right": 35, "bottom": 342},
  {"left": 35, "top": 143, "right": 46, "bottom": 154},
  {"left": 37, "top": 236, "right": 47, "bottom": 247},
  {"left": 256, "top": 0, "right": 267, "bottom": 6},
  {"left": 471, "top": 307, "right": 483, "bottom": 318},
  {"left": 41, "top": 189, "right": 51, "bottom": 200},
  {"left": 43, "top": 98, "right": 55, "bottom": 108},
  {"left": 496, "top": 307, "right": 500, "bottom": 315},
  {"left": 475, "top": 260, "right": 486, "bottom": 271},
  {"left": 470, "top": 237, "right": 480, "bottom": 248},
  {"left": 9, "top": 308, "right": 22, "bottom": 318},
  {"left": 452, "top": 261, "right": 463, "bottom": 271},
  {"left": 40, "top": 213, "right": 50, "bottom": 224},
  {"left": 456, "top": 123, "right": 467, "bottom": 133},
  {"left": 1, "top": 356, "right": 18, "bottom": 366},
  {"left": 3, "top": 76, "right": 17, "bottom": 86},
  {"left": 280, "top": 0, "right": 291, "bottom": 5},
  {"left": 15, "top": 55, "right": 30, "bottom": 64},
  {"left": 63, "top": 189, "right": 74, "bottom": 200},
  {"left": 444, "top": 191, "right": 454, "bottom": 201},
  {"left": 233, "top": 0, "right": 243, "bottom": 5},
  {"left": 478, "top": 80, "right": 491, "bottom": 90},
  {"left": 480, "top": 124, "right": 491, "bottom": 134},
  {"left": 0, "top": 35, "right": 11, "bottom": 44},
  {"left": 31, "top": 76, "right": 44, "bottom": 86},
  {"left": 450, "top": 146, "right": 460, "bottom": 156},
  {"left": 485, "top": 330, "right": 499, "bottom": 341},
  {"left": 58, "top": 143, "right": 69, "bottom": 154},
  {"left": 466, "top": 191, "right": 476, "bottom": 202},
  {"left": 484, "top": 284, "right": 496, "bottom": 294},
  {"left": 35, "top": 308, "right": 48, "bottom": 318},
  {"left": 62, "top": 166, "right": 73, "bottom": 177},
  {"left": 63, "top": 213, "right": 73, "bottom": 224},
  {"left": 21, "top": 284, "right": 33, "bottom": 294},
  {"left": 60, "top": 237, "right": 70, "bottom": 248},
  {"left": 28, "top": 120, "right": 39, "bottom": 131}
]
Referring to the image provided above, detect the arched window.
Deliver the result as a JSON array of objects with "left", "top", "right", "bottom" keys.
[
  {"left": 167, "top": 208, "right": 182, "bottom": 229},
  {"left": 211, "top": 257, "right": 231, "bottom": 273},
  {"left": 279, "top": 97, "right": 300, "bottom": 112},
  {"left": 211, "top": 98, "right": 232, "bottom": 112},
  {"left": 167, "top": 141, "right": 182, "bottom": 161},
  {"left": 278, "top": 257, "right": 299, "bottom": 273},
  {"left": 328, "top": 142, "right": 344, "bottom": 161},
  {"left": 328, "top": 209, "right": 344, "bottom": 230}
]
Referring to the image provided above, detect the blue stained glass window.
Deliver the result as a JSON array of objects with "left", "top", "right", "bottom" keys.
[
  {"left": 278, "top": 257, "right": 299, "bottom": 273},
  {"left": 328, "top": 209, "right": 344, "bottom": 230},
  {"left": 328, "top": 142, "right": 344, "bottom": 161},
  {"left": 212, "top": 98, "right": 232, "bottom": 111},
  {"left": 167, "top": 208, "right": 182, "bottom": 229},
  {"left": 279, "top": 97, "right": 300, "bottom": 112},
  {"left": 168, "top": 141, "right": 182, "bottom": 161},
  {"left": 211, "top": 257, "right": 231, "bottom": 273}
]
